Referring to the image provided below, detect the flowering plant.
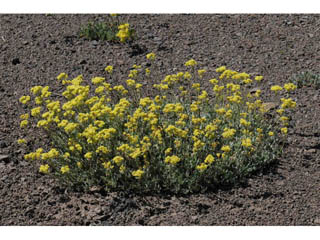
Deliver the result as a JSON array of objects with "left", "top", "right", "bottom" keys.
[
  {"left": 79, "top": 14, "right": 135, "bottom": 43},
  {"left": 18, "top": 55, "right": 297, "bottom": 194}
]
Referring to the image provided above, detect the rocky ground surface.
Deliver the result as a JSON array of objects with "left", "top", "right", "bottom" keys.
[{"left": 0, "top": 14, "right": 319, "bottom": 225}]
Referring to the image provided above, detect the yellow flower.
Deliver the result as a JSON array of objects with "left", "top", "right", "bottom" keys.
[
  {"left": 190, "top": 102, "right": 199, "bottom": 112},
  {"left": 277, "top": 108, "right": 285, "bottom": 115},
  {"left": 120, "top": 165, "right": 126, "bottom": 173},
  {"left": 192, "top": 83, "right": 201, "bottom": 89},
  {"left": 31, "top": 107, "right": 42, "bottom": 117},
  {"left": 268, "top": 131, "right": 274, "bottom": 136},
  {"left": 216, "top": 66, "right": 226, "bottom": 73},
  {"left": 240, "top": 118, "right": 251, "bottom": 127},
  {"left": 241, "top": 138, "right": 252, "bottom": 148},
  {"left": 198, "top": 69, "right": 206, "bottom": 78},
  {"left": 242, "top": 78, "right": 252, "bottom": 85},
  {"left": 196, "top": 163, "right": 208, "bottom": 172},
  {"left": 271, "top": 85, "right": 283, "bottom": 92},
  {"left": 280, "top": 98, "right": 296, "bottom": 109},
  {"left": 17, "top": 138, "right": 27, "bottom": 144},
  {"left": 281, "top": 127, "right": 288, "bottom": 135},
  {"left": 113, "top": 156, "right": 124, "bottom": 165},
  {"left": 19, "top": 95, "right": 31, "bottom": 104},
  {"left": 204, "top": 154, "right": 215, "bottom": 164},
  {"left": 63, "top": 152, "right": 70, "bottom": 159},
  {"left": 213, "top": 85, "right": 225, "bottom": 93},
  {"left": 84, "top": 152, "right": 93, "bottom": 159},
  {"left": 184, "top": 72, "right": 192, "bottom": 79},
  {"left": 136, "top": 83, "right": 143, "bottom": 89},
  {"left": 61, "top": 165, "right": 70, "bottom": 174},
  {"left": 132, "top": 169, "right": 144, "bottom": 179},
  {"left": 94, "top": 120, "right": 105, "bottom": 128},
  {"left": 184, "top": 59, "right": 197, "bottom": 67},
  {"left": 39, "top": 164, "right": 49, "bottom": 174},
  {"left": 92, "top": 77, "right": 105, "bottom": 85},
  {"left": 283, "top": 83, "right": 297, "bottom": 92},
  {"left": 104, "top": 65, "right": 113, "bottom": 74},
  {"left": 20, "top": 113, "right": 29, "bottom": 120},
  {"left": 164, "top": 155, "right": 181, "bottom": 165},
  {"left": 222, "top": 128, "right": 236, "bottom": 138},
  {"left": 209, "top": 78, "right": 219, "bottom": 85},
  {"left": 221, "top": 145, "right": 231, "bottom": 152},
  {"left": 57, "top": 72, "right": 68, "bottom": 81},
  {"left": 95, "top": 86, "right": 105, "bottom": 94},
  {"left": 75, "top": 144, "right": 82, "bottom": 152},
  {"left": 255, "top": 76, "right": 263, "bottom": 82},
  {"left": 174, "top": 139, "right": 181, "bottom": 148},
  {"left": 280, "top": 116, "right": 289, "bottom": 122},
  {"left": 256, "top": 128, "right": 263, "bottom": 133},
  {"left": 96, "top": 146, "right": 109, "bottom": 154},
  {"left": 102, "top": 161, "right": 113, "bottom": 169},
  {"left": 126, "top": 79, "right": 136, "bottom": 87},
  {"left": 198, "top": 90, "right": 208, "bottom": 101},
  {"left": 215, "top": 107, "right": 226, "bottom": 115},
  {"left": 41, "top": 148, "right": 59, "bottom": 160},
  {"left": 146, "top": 52, "right": 156, "bottom": 60},
  {"left": 165, "top": 148, "right": 172, "bottom": 155},
  {"left": 77, "top": 162, "right": 82, "bottom": 168},
  {"left": 110, "top": 13, "right": 118, "bottom": 17},
  {"left": 20, "top": 120, "right": 28, "bottom": 128},
  {"left": 116, "top": 23, "right": 130, "bottom": 42},
  {"left": 64, "top": 122, "right": 78, "bottom": 133},
  {"left": 30, "top": 86, "right": 43, "bottom": 95}
]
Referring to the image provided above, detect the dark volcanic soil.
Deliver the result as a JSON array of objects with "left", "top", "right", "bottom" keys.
[{"left": 0, "top": 14, "right": 319, "bottom": 225}]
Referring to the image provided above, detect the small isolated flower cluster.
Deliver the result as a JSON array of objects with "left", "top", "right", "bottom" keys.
[
  {"left": 18, "top": 54, "right": 297, "bottom": 194},
  {"left": 116, "top": 23, "right": 130, "bottom": 42}
]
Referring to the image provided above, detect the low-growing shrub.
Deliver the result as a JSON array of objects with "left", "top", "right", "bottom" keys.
[
  {"left": 79, "top": 14, "right": 135, "bottom": 42},
  {"left": 18, "top": 54, "right": 297, "bottom": 194},
  {"left": 291, "top": 71, "right": 320, "bottom": 90}
]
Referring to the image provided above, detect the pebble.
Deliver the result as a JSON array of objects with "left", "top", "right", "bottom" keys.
[
  {"left": 0, "top": 141, "right": 7, "bottom": 148},
  {"left": 12, "top": 58, "right": 20, "bottom": 65},
  {"left": 91, "top": 40, "right": 98, "bottom": 46},
  {"left": 0, "top": 154, "right": 10, "bottom": 162}
]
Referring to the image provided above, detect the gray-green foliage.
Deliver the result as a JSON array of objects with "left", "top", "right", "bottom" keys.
[{"left": 292, "top": 71, "right": 320, "bottom": 89}]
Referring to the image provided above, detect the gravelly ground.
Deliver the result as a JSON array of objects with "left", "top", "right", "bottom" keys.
[{"left": 0, "top": 14, "right": 319, "bottom": 225}]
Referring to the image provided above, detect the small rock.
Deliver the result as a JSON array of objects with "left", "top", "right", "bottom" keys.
[
  {"left": 0, "top": 154, "right": 10, "bottom": 162},
  {"left": 91, "top": 40, "right": 98, "bottom": 46},
  {"left": 0, "top": 141, "right": 7, "bottom": 148},
  {"left": 12, "top": 58, "right": 21, "bottom": 65},
  {"left": 154, "top": 37, "right": 162, "bottom": 42},
  {"left": 79, "top": 59, "right": 87, "bottom": 65},
  {"left": 0, "top": 162, "right": 5, "bottom": 170},
  {"left": 262, "top": 102, "right": 278, "bottom": 112},
  {"left": 308, "top": 33, "right": 314, "bottom": 38},
  {"left": 191, "top": 215, "right": 198, "bottom": 221},
  {"left": 304, "top": 149, "right": 317, "bottom": 159},
  {"left": 89, "top": 186, "right": 102, "bottom": 193},
  {"left": 249, "top": 87, "right": 261, "bottom": 93},
  {"left": 22, "top": 41, "right": 29, "bottom": 45},
  {"left": 314, "top": 218, "right": 320, "bottom": 224}
]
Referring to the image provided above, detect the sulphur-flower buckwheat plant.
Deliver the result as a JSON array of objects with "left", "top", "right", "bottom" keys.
[
  {"left": 18, "top": 54, "right": 297, "bottom": 194},
  {"left": 79, "top": 14, "right": 135, "bottom": 43}
]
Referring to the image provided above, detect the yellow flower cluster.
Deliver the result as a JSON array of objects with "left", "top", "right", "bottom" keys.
[
  {"left": 164, "top": 155, "right": 181, "bottom": 165},
  {"left": 39, "top": 164, "right": 50, "bottom": 174},
  {"left": 18, "top": 56, "right": 297, "bottom": 193},
  {"left": 116, "top": 23, "right": 130, "bottom": 43}
]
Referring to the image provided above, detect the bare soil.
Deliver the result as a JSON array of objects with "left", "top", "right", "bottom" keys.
[{"left": 0, "top": 14, "right": 319, "bottom": 225}]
